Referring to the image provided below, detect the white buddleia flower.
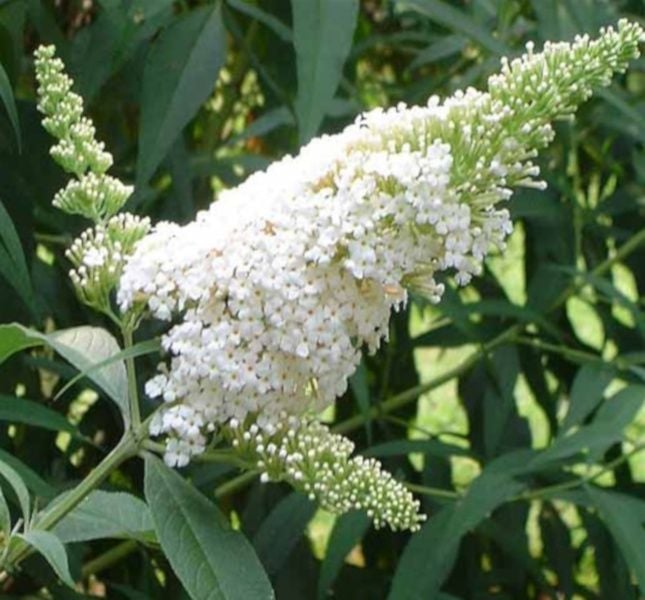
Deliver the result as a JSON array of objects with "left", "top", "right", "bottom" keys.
[
  {"left": 119, "top": 21, "right": 644, "bottom": 472},
  {"left": 66, "top": 214, "right": 150, "bottom": 316},
  {"left": 34, "top": 45, "right": 131, "bottom": 221},
  {"left": 35, "top": 45, "right": 148, "bottom": 317}
]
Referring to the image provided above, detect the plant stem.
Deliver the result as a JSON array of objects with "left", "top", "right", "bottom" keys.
[
  {"left": 519, "top": 442, "right": 645, "bottom": 502},
  {"left": 514, "top": 336, "right": 614, "bottom": 367},
  {"left": 405, "top": 482, "right": 461, "bottom": 500},
  {"left": 333, "top": 324, "right": 519, "bottom": 435},
  {"left": 81, "top": 539, "right": 138, "bottom": 578},
  {"left": 214, "top": 471, "right": 258, "bottom": 499},
  {"left": 335, "top": 226, "right": 645, "bottom": 436},
  {"left": 2, "top": 433, "right": 138, "bottom": 572},
  {"left": 551, "top": 226, "right": 645, "bottom": 309},
  {"left": 122, "top": 327, "right": 141, "bottom": 430},
  {"left": 79, "top": 467, "right": 261, "bottom": 579}
]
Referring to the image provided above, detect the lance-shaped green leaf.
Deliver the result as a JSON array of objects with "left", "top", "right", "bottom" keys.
[
  {"left": 395, "top": 0, "right": 510, "bottom": 55},
  {"left": 54, "top": 338, "right": 160, "bottom": 402},
  {"left": 0, "top": 200, "right": 38, "bottom": 317},
  {"left": 0, "top": 323, "right": 129, "bottom": 424},
  {"left": 0, "top": 395, "right": 81, "bottom": 438},
  {"left": 587, "top": 488, "right": 645, "bottom": 596},
  {"left": 0, "top": 62, "right": 20, "bottom": 152},
  {"left": 17, "top": 530, "right": 75, "bottom": 588},
  {"left": 561, "top": 362, "right": 615, "bottom": 432},
  {"left": 137, "top": 4, "right": 225, "bottom": 184},
  {"left": 0, "top": 449, "right": 56, "bottom": 500},
  {"left": 144, "top": 454, "right": 274, "bottom": 600},
  {"left": 252, "top": 492, "right": 315, "bottom": 575},
  {"left": 0, "top": 457, "right": 31, "bottom": 524},
  {"left": 291, "top": 0, "right": 359, "bottom": 144},
  {"left": 318, "top": 510, "right": 370, "bottom": 599},
  {"left": 52, "top": 490, "right": 154, "bottom": 543},
  {"left": 0, "top": 486, "right": 10, "bottom": 539},
  {"left": 389, "top": 455, "right": 527, "bottom": 599}
]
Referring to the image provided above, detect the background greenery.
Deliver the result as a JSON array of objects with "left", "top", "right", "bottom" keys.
[{"left": 0, "top": 0, "right": 643, "bottom": 598}]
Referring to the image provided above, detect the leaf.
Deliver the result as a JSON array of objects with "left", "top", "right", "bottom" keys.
[
  {"left": 0, "top": 449, "right": 56, "bottom": 500},
  {"left": 539, "top": 503, "right": 575, "bottom": 597},
  {"left": 389, "top": 462, "right": 526, "bottom": 598},
  {"left": 582, "top": 510, "right": 635, "bottom": 599},
  {"left": 17, "top": 530, "right": 75, "bottom": 588},
  {"left": 0, "top": 457, "right": 31, "bottom": 524},
  {"left": 388, "top": 505, "right": 459, "bottom": 600},
  {"left": 318, "top": 510, "right": 370, "bottom": 599},
  {"left": 137, "top": 4, "right": 225, "bottom": 185},
  {"left": 364, "top": 439, "right": 471, "bottom": 459},
  {"left": 70, "top": 0, "right": 175, "bottom": 100},
  {"left": 0, "top": 324, "right": 129, "bottom": 424},
  {"left": 226, "top": 0, "right": 292, "bottom": 43},
  {"left": 52, "top": 490, "right": 154, "bottom": 543},
  {"left": 587, "top": 488, "right": 645, "bottom": 596},
  {"left": 291, "top": 0, "right": 359, "bottom": 144},
  {"left": 478, "top": 519, "right": 551, "bottom": 590},
  {"left": 467, "top": 299, "right": 562, "bottom": 340},
  {"left": 349, "top": 360, "right": 372, "bottom": 443},
  {"left": 409, "top": 34, "right": 467, "bottom": 70},
  {"left": 0, "top": 486, "right": 10, "bottom": 538},
  {"left": 54, "top": 338, "right": 160, "bottom": 402},
  {"left": 226, "top": 106, "right": 294, "bottom": 147},
  {"left": 561, "top": 363, "right": 615, "bottom": 432},
  {"left": 144, "top": 454, "right": 274, "bottom": 600},
  {"left": 528, "top": 385, "right": 644, "bottom": 469},
  {"left": 0, "top": 395, "right": 80, "bottom": 437},
  {"left": 0, "top": 200, "right": 38, "bottom": 316},
  {"left": 0, "top": 61, "right": 19, "bottom": 151},
  {"left": 252, "top": 492, "right": 315, "bottom": 575},
  {"left": 395, "top": 0, "right": 510, "bottom": 55},
  {"left": 0, "top": 322, "right": 41, "bottom": 364}
]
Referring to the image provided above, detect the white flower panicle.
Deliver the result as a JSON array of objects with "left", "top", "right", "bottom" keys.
[
  {"left": 226, "top": 417, "right": 425, "bottom": 532},
  {"left": 34, "top": 45, "right": 132, "bottom": 221},
  {"left": 119, "top": 21, "right": 643, "bottom": 474},
  {"left": 53, "top": 173, "right": 133, "bottom": 223},
  {"left": 35, "top": 45, "right": 148, "bottom": 318},
  {"left": 66, "top": 214, "right": 151, "bottom": 315}
]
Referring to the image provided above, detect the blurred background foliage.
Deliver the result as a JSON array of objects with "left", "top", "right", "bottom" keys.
[{"left": 0, "top": 0, "right": 643, "bottom": 598}]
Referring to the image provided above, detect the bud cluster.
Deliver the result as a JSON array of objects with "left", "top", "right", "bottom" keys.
[
  {"left": 35, "top": 45, "right": 143, "bottom": 317},
  {"left": 226, "top": 417, "right": 425, "bottom": 532},
  {"left": 66, "top": 214, "right": 151, "bottom": 315},
  {"left": 34, "top": 45, "right": 132, "bottom": 221}
]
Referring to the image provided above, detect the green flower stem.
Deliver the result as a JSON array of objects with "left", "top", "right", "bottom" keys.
[
  {"left": 2, "top": 432, "right": 139, "bottom": 573},
  {"left": 142, "top": 440, "right": 254, "bottom": 470},
  {"left": 33, "top": 232, "right": 72, "bottom": 246},
  {"left": 519, "top": 442, "right": 645, "bottom": 502},
  {"left": 81, "top": 539, "right": 138, "bottom": 578},
  {"left": 79, "top": 467, "right": 261, "bottom": 579},
  {"left": 514, "top": 336, "right": 625, "bottom": 367},
  {"left": 333, "top": 324, "right": 520, "bottom": 435},
  {"left": 214, "top": 471, "right": 259, "bottom": 500},
  {"left": 335, "top": 226, "right": 645, "bottom": 437},
  {"left": 405, "top": 482, "right": 462, "bottom": 500},
  {"left": 551, "top": 226, "right": 645, "bottom": 310},
  {"left": 122, "top": 326, "right": 141, "bottom": 430}
]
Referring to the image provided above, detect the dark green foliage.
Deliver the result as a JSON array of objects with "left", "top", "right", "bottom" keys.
[{"left": 0, "top": 0, "right": 643, "bottom": 598}]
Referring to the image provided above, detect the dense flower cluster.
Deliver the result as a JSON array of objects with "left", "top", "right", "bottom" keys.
[
  {"left": 119, "top": 20, "right": 644, "bottom": 471},
  {"left": 67, "top": 214, "right": 151, "bottom": 315},
  {"left": 34, "top": 45, "right": 132, "bottom": 221},
  {"left": 35, "top": 45, "right": 145, "bottom": 318},
  {"left": 34, "top": 23, "right": 643, "bottom": 532},
  {"left": 225, "top": 417, "right": 425, "bottom": 532}
]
